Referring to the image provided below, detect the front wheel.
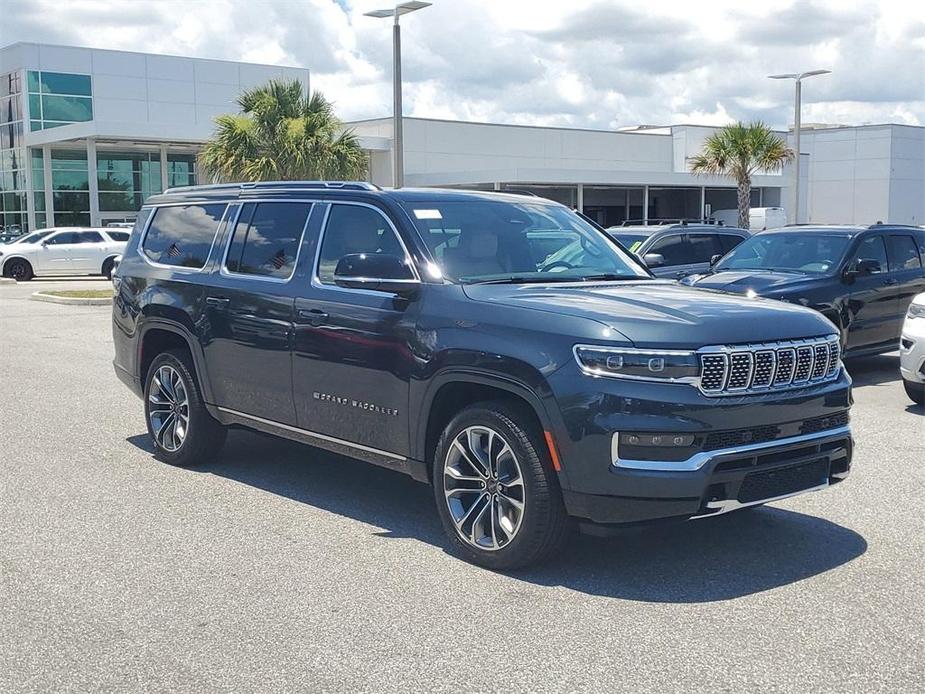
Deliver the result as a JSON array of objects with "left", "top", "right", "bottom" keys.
[
  {"left": 4, "top": 258, "right": 33, "bottom": 281},
  {"left": 904, "top": 379, "right": 925, "bottom": 406},
  {"left": 144, "top": 349, "right": 226, "bottom": 466},
  {"left": 433, "top": 401, "right": 570, "bottom": 570}
]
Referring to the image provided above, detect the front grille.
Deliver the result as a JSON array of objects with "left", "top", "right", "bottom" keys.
[
  {"left": 703, "top": 424, "right": 781, "bottom": 451},
  {"left": 800, "top": 410, "right": 850, "bottom": 435},
  {"left": 737, "top": 458, "right": 829, "bottom": 503},
  {"left": 698, "top": 336, "right": 841, "bottom": 396}
]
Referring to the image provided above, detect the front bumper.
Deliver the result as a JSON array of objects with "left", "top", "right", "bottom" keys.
[
  {"left": 563, "top": 425, "right": 852, "bottom": 525},
  {"left": 900, "top": 320, "right": 925, "bottom": 384}
]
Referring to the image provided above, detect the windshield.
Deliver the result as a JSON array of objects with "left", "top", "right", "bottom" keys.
[
  {"left": 716, "top": 233, "right": 852, "bottom": 274},
  {"left": 11, "top": 230, "right": 53, "bottom": 244},
  {"left": 406, "top": 200, "right": 650, "bottom": 283}
]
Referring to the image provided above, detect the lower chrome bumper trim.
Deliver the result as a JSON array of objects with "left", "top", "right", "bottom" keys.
[{"left": 692, "top": 482, "right": 831, "bottom": 518}]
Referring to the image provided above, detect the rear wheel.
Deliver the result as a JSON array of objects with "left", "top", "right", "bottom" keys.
[
  {"left": 904, "top": 379, "right": 925, "bottom": 406},
  {"left": 433, "top": 401, "right": 570, "bottom": 570},
  {"left": 102, "top": 257, "right": 116, "bottom": 280},
  {"left": 144, "top": 349, "right": 226, "bottom": 466},
  {"left": 4, "top": 258, "right": 33, "bottom": 281}
]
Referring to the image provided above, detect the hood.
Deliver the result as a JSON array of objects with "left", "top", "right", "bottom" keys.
[
  {"left": 684, "top": 269, "right": 822, "bottom": 296},
  {"left": 463, "top": 279, "right": 836, "bottom": 349}
]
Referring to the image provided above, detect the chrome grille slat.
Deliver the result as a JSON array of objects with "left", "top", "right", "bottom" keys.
[{"left": 698, "top": 336, "right": 841, "bottom": 397}]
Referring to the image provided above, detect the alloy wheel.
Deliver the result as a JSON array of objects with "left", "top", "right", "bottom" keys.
[
  {"left": 148, "top": 365, "right": 190, "bottom": 452},
  {"left": 443, "top": 425, "right": 526, "bottom": 551}
]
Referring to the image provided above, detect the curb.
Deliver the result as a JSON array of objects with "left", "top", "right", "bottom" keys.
[{"left": 30, "top": 291, "right": 113, "bottom": 306}]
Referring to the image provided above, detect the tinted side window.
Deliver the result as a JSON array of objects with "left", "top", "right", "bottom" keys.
[
  {"left": 718, "top": 233, "right": 746, "bottom": 254},
  {"left": 75, "top": 231, "right": 104, "bottom": 243},
  {"left": 317, "top": 204, "right": 407, "bottom": 284},
  {"left": 143, "top": 204, "right": 226, "bottom": 269},
  {"left": 688, "top": 234, "right": 724, "bottom": 263},
  {"left": 648, "top": 234, "right": 693, "bottom": 266},
  {"left": 887, "top": 235, "right": 922, "bottom": 272},
  {"left": 108, "top": 231, "right": 130, "bottom": 242},
  {"left": 46, "top": 232, "right": 77, "bottom": 245},
  {"left": 853, "top": 236, "right": 888, "bottom": 274},
  {"left": 224, "top": 202, "right": 311, "bottom": 279}
]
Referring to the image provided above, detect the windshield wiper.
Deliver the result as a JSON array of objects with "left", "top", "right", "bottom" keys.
[{"left": 466, "top": 273, "right": 643, "bottom": 285}]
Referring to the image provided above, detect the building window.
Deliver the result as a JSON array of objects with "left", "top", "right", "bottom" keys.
[
  {"left": 0, "top": 71, "right": 27, "bottom": 236},
  {"left": 97, "top": 151, "right": 162, "bottom": 212},
  {"left": 51, "top": 149, "right": 90, "bottom": 226},
  {"left": 167, "top": 153, "right": 197, "bottom": 187},
  {"left": 27, "top": 71, "right": 93, "bottom": 131}
]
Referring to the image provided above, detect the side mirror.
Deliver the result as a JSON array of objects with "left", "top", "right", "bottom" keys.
[
  {"left": 333, "top": 253, "right": 420, "bottom": 296},
  {"left": 843, "top": 258, "right": 881, "bottom": 284},
  {"left": 642, "top": 252, "right": 665, "bottom": 268},
  {"left": 710, "top": 254, "right": 722, "bottom": 267},
  {"left": 41, "top": 239, "right": 50, "bottom": 246}
]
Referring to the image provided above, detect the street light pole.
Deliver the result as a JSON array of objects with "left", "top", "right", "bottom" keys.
[
  {"left": 769, "top": 70, "right": 831, "bottom": 224},
  {"left": 365, "top": 1, "right": 432, "bottom": 188}
]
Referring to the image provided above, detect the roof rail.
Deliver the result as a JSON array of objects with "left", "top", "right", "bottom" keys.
[
  {"left": 497, "top": 188, "right": 541, "bottom": 197},
  {"left": 163, "top": 181, "right": 381, "bottom": 194}
]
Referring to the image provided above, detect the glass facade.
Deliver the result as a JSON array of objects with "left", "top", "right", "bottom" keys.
[
  {"left": 1, "top": 70, "right": 28, "bottom": 235},
  {"left": 97, "top": 151, "right": 162, "bottom": 212},
  {"left": 32, "top": 148, "right": 46, "bottom": 229},
  {"left": 27, "top": 71, "right": 93, "bottom": 131},
  {"left": 51, "top": 149, "right": 91, "bottom": 226},
  {"left": 167, "top": 153, "right": 197, "bottom": 188}
]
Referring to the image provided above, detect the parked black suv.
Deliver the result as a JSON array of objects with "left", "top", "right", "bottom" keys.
[
  {"left": 683, "top": 225, "right": 925, "bottom": 358},
  {"left": 113, "top": 182, "right": 853, "bottom": 569}
]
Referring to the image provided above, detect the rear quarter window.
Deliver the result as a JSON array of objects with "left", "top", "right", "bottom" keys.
[{"left": 142, "top": 204, "right": 227, "bottom": 269}]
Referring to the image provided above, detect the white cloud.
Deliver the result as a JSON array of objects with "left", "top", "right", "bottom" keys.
[{"left": 3, "top": 0, "right": 923, "bottom": 128}]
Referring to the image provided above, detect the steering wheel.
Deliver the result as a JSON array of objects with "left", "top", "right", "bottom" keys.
[{"left": 541, "top": 260, "right": 576, "bottom": 273}]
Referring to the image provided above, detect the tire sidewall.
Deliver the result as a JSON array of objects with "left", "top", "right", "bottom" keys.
[
  {"left": 432, "top": 404, "right": 560, "bottom": 570},
  {"left": 143, "top": 351, "right": 207, "bottom": 465},
  {"left": 6, "top": 259, "right": 33, "bottom": 281}
]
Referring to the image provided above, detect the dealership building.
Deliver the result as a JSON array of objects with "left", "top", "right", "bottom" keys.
[{"left": 2, "top": 41, "right": 923, "bottom": 233}]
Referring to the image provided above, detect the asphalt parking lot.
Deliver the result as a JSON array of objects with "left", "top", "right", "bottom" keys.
[{"left": 1, "top": 278, "right": 923, "bottom": 693}]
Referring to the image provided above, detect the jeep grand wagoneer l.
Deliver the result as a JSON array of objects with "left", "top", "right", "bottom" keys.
[{"left": 112, "top": 182, "right": 852, "bottom": 569}]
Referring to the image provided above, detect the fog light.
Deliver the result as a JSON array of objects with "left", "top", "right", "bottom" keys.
[{"left": 620, "top": 433, "right": 695, "bottom": 447}]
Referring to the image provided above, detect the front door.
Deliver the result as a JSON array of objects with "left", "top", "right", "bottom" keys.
[
  {"left": 291, "top": 202, "right": 417, "bottom": 458},
  {"left": 845, "top": 234, "right": 897, "bottom": 351},
  {"left": 201, "top": 201, "right": 314, "bottom": 426},
  {"left": 36, "top": 230, "right": 79, "bottom": 273},
  {"left": 886, "top": 233, "right": 925, "bottom": 339},
  {"left": 644, "top": 233, "right": 696, "bottom": 278}
]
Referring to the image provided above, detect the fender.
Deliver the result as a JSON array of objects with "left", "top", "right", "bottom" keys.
[
  {"left": 137, "top": 317, "right": 217, "bottom": 404},
  {"left": 413, "top": 366, "right": 572, "bottom": 489},
  {"left": 0, "top": 254, "right": 31, "bottom": 274}
]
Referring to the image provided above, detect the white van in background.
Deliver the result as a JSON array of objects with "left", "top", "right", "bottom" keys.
[{"left": 712, "top": 207, "right": 787, "bottom": 231}]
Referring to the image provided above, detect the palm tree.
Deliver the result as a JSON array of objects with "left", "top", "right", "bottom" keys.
[
  {"left": 198, "top": 80, "right": 367, "bottom": 183},
  {"left": 689, "top": 122, "right": 793, "bottom": 229}
]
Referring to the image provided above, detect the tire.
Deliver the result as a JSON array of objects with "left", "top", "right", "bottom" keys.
[
  {"left": 102, "top": 257, "right": 116, "bottom": 280},
  {"left": 143, "top": 349, "right": 226, "bottom": 467},
  {"left": 432, "top": 400, "right": 570, "bottom": 570},
  {"left": 3, "top": 258, "right": 33, "bottom": 281},
  {"left": 904, "top": 379, "right": 925, "bottom": 406}
]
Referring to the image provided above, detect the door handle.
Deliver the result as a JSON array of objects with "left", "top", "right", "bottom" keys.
[
  {"left": 298, "top": 308, "right": 329, "bottom": 326},
  {"left": 206, "top": 296, "right": 231, "bottom": 308}
]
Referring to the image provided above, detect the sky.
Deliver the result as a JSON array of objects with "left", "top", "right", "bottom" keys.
[{"left": 3, "top": 0, "right": 924, "bottom": 130}]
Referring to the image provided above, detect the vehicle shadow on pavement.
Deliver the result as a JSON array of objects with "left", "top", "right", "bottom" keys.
[
  {"left": 127, "top": 430, "right": 868, "bottom": 603},
  {"left": 845, "top": 353, "right": 900, "bottom": 387}
]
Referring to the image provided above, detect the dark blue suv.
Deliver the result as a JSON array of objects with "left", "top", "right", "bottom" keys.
[{"left": 112, "top": 182, "right": 853, "bottom": 569}]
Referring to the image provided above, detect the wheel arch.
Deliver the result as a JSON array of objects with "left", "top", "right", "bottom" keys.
[
  {"left": 415, "top": 369, "right": 567, "bottom": 487},
  {"left": 138, "top": 319, "right": 214, "bottom": 404},
  {"left": 1, "top": 254, "right": 33, "bottom": 276}
]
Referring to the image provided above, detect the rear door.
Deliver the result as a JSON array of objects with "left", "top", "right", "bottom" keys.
[
  {"left": 201, "top": 200, "right": 313, "bottom": 426},
  {"left": 68, "top": 231, "right": 107, "bottom": 273},
  {"left": 885, "top": 232, "right": 925, "bottom": 338}
]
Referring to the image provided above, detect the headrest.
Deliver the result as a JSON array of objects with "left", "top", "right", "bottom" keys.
[{"left": 463, "top": 230, "right": 498, "bottom": 259}]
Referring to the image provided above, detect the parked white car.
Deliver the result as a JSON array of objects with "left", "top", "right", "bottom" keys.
[
  {"left": 0, "top": 227, "right": 129, "bottom": 281},
  {"left": 900, "top": 292, "right": 925, "bottom": 405}
]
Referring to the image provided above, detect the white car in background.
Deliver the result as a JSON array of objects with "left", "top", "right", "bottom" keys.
[
  {"left": 900, "top": 292, "right": 925, "bottom": 405},
  {"left": 0, "top": 227, "right": 130, "bottom": 281}
]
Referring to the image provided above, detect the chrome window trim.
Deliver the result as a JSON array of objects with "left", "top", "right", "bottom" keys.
[
  {"left": 216, "top": 406, "right": 406, "bottom": 461},
  {"left": 612, "top": 424, "right": 851, "bottom": 472},
  {"left": 311, "top": 200, "right": 421, "bottom": 297},
  {"left": 137, "top": 200, "right": 232, "bottom": 274},
  {"left": 219, "top": 200, "right": 316, "bottom": 284}
]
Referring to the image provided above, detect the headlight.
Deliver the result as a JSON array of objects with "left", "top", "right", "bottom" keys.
[
  {"left": 908, "top": 303, "right": 925, "bottom": 319},
  {"left": 573, "top": 345, "right": 699, "bottom": 382}
]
